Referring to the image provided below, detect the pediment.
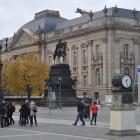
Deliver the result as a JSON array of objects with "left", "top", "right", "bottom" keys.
[{"left": 11, "top": 28, "right": 39, "bottom": 48}]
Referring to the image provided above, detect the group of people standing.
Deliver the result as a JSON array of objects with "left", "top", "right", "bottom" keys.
[
  {"left": 0, "top": 100, "right": 37, "bottom": 128},
  {"left": 73, "top": 96, "right": 99, "bottom": 126},
  {"left": 19, "top": 100, "right": 37, "bottom": 127},
  {"left": 0, "top": 101, "right": 15, "bottom": 128}
]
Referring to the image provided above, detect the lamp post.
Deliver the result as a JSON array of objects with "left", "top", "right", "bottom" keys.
[
  {"left": 0, "top": 42, "right": 3, "bottom": 100},
  {"left": 44, "top": 79, "right": 48, "bottom": 98},
  {"left": 5, "top": 37, "right": 8, "bottom": 51},
  {"left": 58, "top": 76, "right": 62, "bottom": 109},
  {"left": 26, "top": 84, "right": 32, "bottom": 101}
]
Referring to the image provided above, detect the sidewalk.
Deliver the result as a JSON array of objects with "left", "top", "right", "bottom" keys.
[
  {"left": 13, "top": 115, "right": 140, "bottom": 131},
  {"left": 14, "top": 115, "right": 108, "bottom": 127}
]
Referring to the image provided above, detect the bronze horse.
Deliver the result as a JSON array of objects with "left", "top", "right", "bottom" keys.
[{"left": 53, "top": 41, "right": 67, "bottom": 64}]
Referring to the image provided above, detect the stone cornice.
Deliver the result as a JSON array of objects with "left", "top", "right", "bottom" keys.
[
  {"left": 46, "top": 24, "right": 140, "bottom": 44},
  {"left": 5, "top": 41, "right": 39, "bottom": 52}
]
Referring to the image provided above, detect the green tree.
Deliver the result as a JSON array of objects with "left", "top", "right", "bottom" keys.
[{"left": 4, "top": 54, "right": 50, "bottom": 96}]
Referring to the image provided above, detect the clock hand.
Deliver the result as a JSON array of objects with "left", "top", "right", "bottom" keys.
[{"left": 126, "top": 79, "right": 128, "bottom": 86}]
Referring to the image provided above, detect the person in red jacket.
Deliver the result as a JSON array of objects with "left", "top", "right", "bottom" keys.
[{"left": 90, "top": 101, "right": 98, "bottom": 125}]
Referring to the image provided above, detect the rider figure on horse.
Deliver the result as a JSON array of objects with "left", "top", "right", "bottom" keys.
[
  {"left": 56, "top": 39, "right": 63, "bottom": 56},
  {"left": 53, "top": 39, "right": 67, "bottom": 64}
]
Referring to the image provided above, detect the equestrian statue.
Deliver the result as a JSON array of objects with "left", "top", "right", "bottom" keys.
[{"left": 53, "top": 39, "right": 67, "bottom": 64}]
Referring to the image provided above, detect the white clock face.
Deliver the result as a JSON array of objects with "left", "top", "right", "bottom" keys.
[{"left": 122, "top": 75, "right": 132, "bottom": 88}]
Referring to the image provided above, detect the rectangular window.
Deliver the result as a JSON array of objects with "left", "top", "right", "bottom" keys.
[
  {"left": 64, "top": 28, "right": 71, "bottom": 33},
  {"left": 72, "top": 26, "right": 79, "bottom": 31},
  {"left": 66, "top": 52, "right": 69, "bottom": 64},
  {"left": 47, "top": 32, "right": 55, "bottom": 38},
  {"left": 73, "top": 51, "right": 77, "bottom": 66},
  {"left": 81, "top": 23, "right": 89, "bottom": 29},
  {"left": 83, "top": 75, "right": 87, "bottom": 87},
  {"left": 124, "top": 44, "right": 129, "bottom": 60},
  {"left": 73, "top": 67, "right": 77, "bottom": 73},
  {"left": 82, "top": 49, "right": 87, "bottom": 65},
  {"left": 96, "top": 69, "right": 101, "bottom": 86},
  {"left": 95, "top": 45, "right": 100, "bottom": 60}
]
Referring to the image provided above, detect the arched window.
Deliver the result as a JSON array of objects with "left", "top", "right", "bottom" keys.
[{"left": 96, "top": 68, "right": 101, "bottom": 86}]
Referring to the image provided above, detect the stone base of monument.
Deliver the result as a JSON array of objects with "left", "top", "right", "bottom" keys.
[
  {"left": 53, "top": 88, "right": 76, "bottom": 106},
  {"left": 108, "top": 106, "right": 140, "bottom": 136},
  {"left": 48, "top": 64, "right": 76, "bottom": 106}
]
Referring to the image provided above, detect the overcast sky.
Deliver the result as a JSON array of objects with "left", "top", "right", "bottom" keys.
[{"left": 1, "top": 0, "right": 140, "bottom": 39}]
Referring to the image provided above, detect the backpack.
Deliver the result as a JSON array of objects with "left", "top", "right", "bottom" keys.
[{"left": 33, "top": 106, "right": 37, "bottom": 113}]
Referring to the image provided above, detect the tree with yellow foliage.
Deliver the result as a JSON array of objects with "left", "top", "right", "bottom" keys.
[{"left": 4, "top": 54, "right": 50, "bottom": 96}]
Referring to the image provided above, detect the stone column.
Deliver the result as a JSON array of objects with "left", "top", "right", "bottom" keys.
[
  {"left": 107, "top": 32, "right": 114, "bottom": 89},
  {"left": 87, "top": 41, "right": 92, "bottom": 87},
  {"left": 102, "top": 40, "right": 107, "bottom": 86},
  {"left": 77, "top": 44, "right": 82, "bottom": 88},
  {"left": 40, "top": 42, "right": 44, "bottom": 62},
  {"left": 68, "top": 46, "right": 72, "bottom": 67},
  {"left": 102, "top": 40, "right": 107, "bottom": 100},
  {"left": 137, "top": 66, "right": 140, "bottom": 104}
]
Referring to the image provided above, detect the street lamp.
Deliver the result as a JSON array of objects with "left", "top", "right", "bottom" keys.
[
  {"left": 44, "top": 79, "right": 48, "bottom": 98},
  {"left": 0, "top": 42, "right": 3, "bottom": 100},
  {"left": 58, "top": 76, "right": 62, "bottom": 109},
  {"left": 5, "top": 38, "right": 8, "bottom": 51},
  {"left": 26, "top": 84, "right": 32, "bottom": 101}
]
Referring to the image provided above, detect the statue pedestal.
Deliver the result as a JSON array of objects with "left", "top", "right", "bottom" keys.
[
  {"left": 109, "top": 91, "right": 140, "bottom": 136},
  {"left": 48, "top": 64, "right": 76, "bottom": 106}
]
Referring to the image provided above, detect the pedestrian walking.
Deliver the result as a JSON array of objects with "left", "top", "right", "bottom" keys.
[
  {"left": 29, "top": 101, "right": 37, "bottom": 127},
  {"left": 90, "top": 101, "right": 98, "bottom": 125},
  {"left": 73, "top": 98, "right": 85, "bottom": 126}
]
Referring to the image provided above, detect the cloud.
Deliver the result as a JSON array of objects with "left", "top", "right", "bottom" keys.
[{"left": 0, "top": 0, "right": 140, "bottom": 38}]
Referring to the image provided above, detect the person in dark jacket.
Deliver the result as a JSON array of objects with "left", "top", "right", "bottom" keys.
[
  {"left": 7, "top": 102, "right": 15, "bottom": 125},
  {"left": 84, "top": 103, "right": 91, "bottom": 120},
  {"left": 25, "top": 100, "right": 30, "bottom": 124},
  {"left": 73, "top": 98, "right": 85, "bottom": 126},
  {"left": 19, "top": 103, "right": 22, "bottom": 125},
  {"left": 20, "top": 102, "right": 30, "bottom": 126},
  {"left": 0, "top": 101, "right": 7, "bottom": 128},
  {"left": 5, "top": 102, "right": 10, "bottom": 126}
]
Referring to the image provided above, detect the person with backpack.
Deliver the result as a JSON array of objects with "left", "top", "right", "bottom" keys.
[{"left": 90, "top": 101, "right": 98, "bottom": 125}]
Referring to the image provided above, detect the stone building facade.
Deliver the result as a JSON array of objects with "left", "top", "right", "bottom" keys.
[{"left": 1, "top": 7, "right": 140, "bottom": 102}]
